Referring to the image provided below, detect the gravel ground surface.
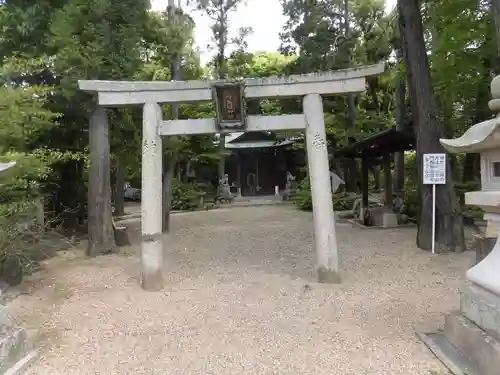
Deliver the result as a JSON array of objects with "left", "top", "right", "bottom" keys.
[{"left": 8, "top": 205, "right": 473, "bottom": 375}]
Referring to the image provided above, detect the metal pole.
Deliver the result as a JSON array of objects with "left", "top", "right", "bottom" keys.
[{"left": 432, "top": 183, "right": 436, "bottom": 255}]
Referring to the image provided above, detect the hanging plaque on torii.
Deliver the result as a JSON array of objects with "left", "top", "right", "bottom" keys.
[{"left": 211, "top": 81, "right": 246, "bottom": 131}]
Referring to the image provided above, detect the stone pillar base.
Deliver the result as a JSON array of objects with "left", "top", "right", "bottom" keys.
[
  {"left": 419, "top": 284, "right": 500, "bottom": 375},
  {"left": 141, "top": 272, "right": 163, "bottom": 291},
  {"left": 0, "top": 306, "right": 39, "bottom": 373},
  {"left": 461, "top": 283, "right": 500, "bottom": 338},
  {"left": 317, "top": 267, "right": 341, "bottom": 284},
  {"left": 382, "top": 212, "right": 398, "bottom": 228}
]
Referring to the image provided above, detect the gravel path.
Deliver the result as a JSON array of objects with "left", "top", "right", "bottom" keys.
[{"left": 9, "top": 205, "right": 473, "bottom": 375}]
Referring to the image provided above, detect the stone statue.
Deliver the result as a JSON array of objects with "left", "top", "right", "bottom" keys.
[
  {"left": 220, "top": 173, "right": 229, "bottom": 186},
  {"left": 218, "top": 173, "right": 233, "bottom": 202},
  {"left": 283, "top": 171, "right": 297, "bottom": 201}
]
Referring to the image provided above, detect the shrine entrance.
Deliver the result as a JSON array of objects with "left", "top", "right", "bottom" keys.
[
  {"left": 224, "top": 132, "right": 293, "bottom": 197},
  {"left": 79, "top": 63, "right": 384, "bottom": 290}
]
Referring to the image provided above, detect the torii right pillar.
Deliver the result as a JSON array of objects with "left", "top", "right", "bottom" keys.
[{"left": 303, "top": 93, "right": 340, "bottom": 283}]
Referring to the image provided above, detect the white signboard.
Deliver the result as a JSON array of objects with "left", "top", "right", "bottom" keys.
[{"left": 423, "top": 153, "right": 446, "bottom": 185}]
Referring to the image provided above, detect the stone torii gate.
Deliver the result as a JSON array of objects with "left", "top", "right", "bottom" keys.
[{"left": 79, "top": 63, "right": 384, "bottom": 290}]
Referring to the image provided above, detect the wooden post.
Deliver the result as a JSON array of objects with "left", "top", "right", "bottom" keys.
[
  {"left": 303, "top": 93, "right": 341, "bottom": 284},
  {"left": 114, "top": 158, "right": 125, "bottom": 217},
  {"left": 255, "top": 153, "right": 259, "bottom": 193},
  {"left": 342, "top": 161, "right": 350, "bottom": 191},
  {"left": 88, "top": 106, "right": 115, "bottom": 256},
  {"left": 141, "top": 103, "right": 163, "bottom": 291},
  {"left": 383, "top": 153, "right": 393, "bottom": 209},
  {"left": 236, "top": 152, "right": 242, "bottom": 197},
  {"left": 35, "top": 198, "right": 44, "bottom": 227},
  {"left": 361, "top": 156, "right": 369, "bottom": 225}
]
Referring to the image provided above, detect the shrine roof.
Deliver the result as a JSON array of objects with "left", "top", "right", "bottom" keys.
[
  {"left": 225, "top": 140, "right": 295, "bottom": 149},
  {"left": 335, "top": 129, "right": 415, "bottom": 159},
  {"left": 221, "top": 131, "right": 295, "bottom": 149}
]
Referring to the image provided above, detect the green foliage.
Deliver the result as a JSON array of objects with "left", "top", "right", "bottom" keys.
[
  {"left": 402, "top": 153, "right": 482, "bottom": 220},
  {"left": 332, "top": 193, "right": 357, "bottom": 211},
  {"left": 294, "top": 178, "right": 313, "bottom": 211},
  {"left": 0, "top": 200, "right": 72, "bottom": 286},
  {"left": 189, "top": 0, "right": 252, "bottom": 79},
  {"left": 50, "top": 0, "right": 149, "bottom": 84},
  {"left": 0, "top": 57, "right": 60, "bottom": 153},
  {"left": 0, "top": 0, "right": 493, "bottom": 246},
  {"left": 0, "top": 153, "right": 49, "bottom": 205},
  {"left": 279, "top": 0, "right": 396, "bottom": 148},
  {"left": 402, "top": 183, "right": 418, "bottom": 219},
  {"left": 294, "top": 178, "right": 356, "bottom": 211},
  {"left": 171, "top": 179, "right": 200, "bottom": 211}
]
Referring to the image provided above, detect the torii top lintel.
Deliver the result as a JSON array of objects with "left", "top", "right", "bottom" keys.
[{"left": 78, "top": 63, "right": 384, "bottom": 106}]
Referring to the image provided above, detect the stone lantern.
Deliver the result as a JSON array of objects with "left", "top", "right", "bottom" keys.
[{"left": 422, "top": 76, "right": 500, "bottom": 375}]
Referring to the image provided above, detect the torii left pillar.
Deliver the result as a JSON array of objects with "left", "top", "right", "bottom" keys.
[
  {"left": 86, "top": 102, "right": 164, "bottom": 290},
  {"left": 141, "top": 103, "right": 164, "bottom": 290},
  {"left": 87, "top": 106, "right": 115, "bottom": 256}
]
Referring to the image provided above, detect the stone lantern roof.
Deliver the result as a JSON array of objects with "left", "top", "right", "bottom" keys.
[{"left": 441, "top": 75, "right": 500, "bottom": 154}]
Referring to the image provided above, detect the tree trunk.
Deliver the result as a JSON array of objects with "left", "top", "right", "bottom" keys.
[
  {"left": 162, "top": 157, "right": 175, "bottom": 232},
  {"left": 342, "top": 0, "right": 357, "bottom": 130},
  {"left": 463, "top": 69, "right": 493, "bottom": 182},
  {"left": 342, "top": 162, "right": 351, "bottom": 191},
  {"left": 59, "top": 160, "right": 81, "bottom": 230},
  {"left": 399, "top": 0, "right": 464, "bottom": 252},
  {"left": 493, "top": 0, "right": 500, "bottom": 72},
  {"left": 216, "top": 4, "right": 228, "bottom": 182},
  {"left": 347, "top": 159, "right": 360, "bottom": 193},
  {"left": 217, "top": 64, "right": 227, "bottom": 182},
  {"left": 163, "top": 0, "right": 182, "bottom": 233},
  {"left": 462, "top": 153, "right": 479, "bottom": 182},
  {"left": 370, "top": 165, "right": 380, "bottom": 190},
  {"left": 87, "top": 106, "right": 116, "bottom": 255},
  {"left": 114, "top": 158, "right": 125, "bottom": 217},
  {"left": 218, "top": 141, "right": 225, "bottom": 182},
  {"left": 394, "top": 45, "right": 406, "bottom": 192}
]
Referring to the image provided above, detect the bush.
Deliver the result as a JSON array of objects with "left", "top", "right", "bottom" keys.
[
  {"left": 294, "top": 177, "right": 357, "bottom": 211},
  {"left": 294, "top": 178, "right": 312, "bottom": 210},
  {"left": 402, "top": 185, "right": 418, "bottom": 219},
  {"left": 0, "top": 200, "right": 71, "bottom": 286},
  {"left": 0, "top": 203, "right": 38, "bottom": 285},
  {"left": 332, "top": 193, "right": 357, "bottom": 211},
  {"left": 171, "top": 179, "right": 201, "bottom": 211}
]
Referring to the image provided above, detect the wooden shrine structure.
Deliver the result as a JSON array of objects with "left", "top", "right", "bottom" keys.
[{"left": 336, "top": 128, "right": 415, "bottom": 224}]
